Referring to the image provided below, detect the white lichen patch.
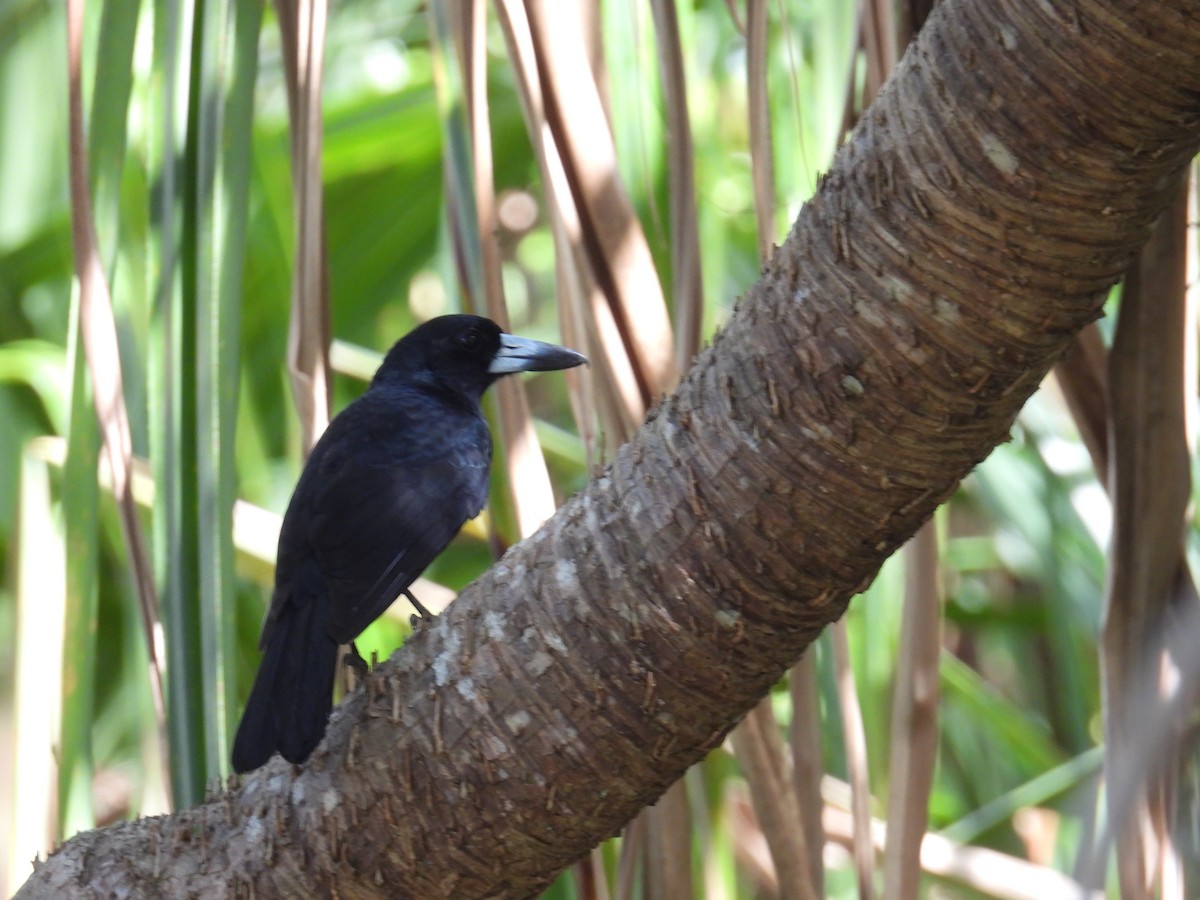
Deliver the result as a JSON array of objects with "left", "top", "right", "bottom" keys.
[
  {"left": 548, "top": 719, "right": 580, "bottom": 745},
  {"left": 544, "top": 630, "right": 568, "bottom": 654},
  {"left": 882, "top": 274, "right": 915, "bottom": 302},
  {"left": 554, "top": 558, "right": 579, "bottom": 595},
  {"left": 243, "top": 815, "right": 266, "bottom": 845},
  {"left": 1000, "top": 25, "right": 1017, "bottom": 50},
  {"left": 321, "top": 788, "right": 339, "bottom": 813},
  {"left": 933, "top": 296, "right": 962, "bottom": 323},
  {"left": 855, "top": 300, "right": 891, "bottom": 331},
  {"left": 480, "top": 732, "right": 509, "bottom": 761},
  {"left": 841, "top": 375, "right": 864, "bottom": 397},
  {"left": 980, "top": 133, "right": 1019, "bottom": 176},
  {"left": 505, "top": 709, "right": 533, "bottom": 733},
  {"left": 432, "top": 628, "right": 462, "bottom": 686},
  {"left": 483, "top": 609, "right": 507, "bottom": 641},
  {"left": 456, "top": 676, "right": 477, "bottom": 702},
  {"left": 715, "top": 608, "right": 742, "bottom": 628},
  {"left": 529, "top": 650, "right": 554, "bottom": 675}
]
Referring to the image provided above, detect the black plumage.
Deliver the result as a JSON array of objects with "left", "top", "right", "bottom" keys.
[{"left": 231, "top": 315, "right": 585, "bottom": 773}]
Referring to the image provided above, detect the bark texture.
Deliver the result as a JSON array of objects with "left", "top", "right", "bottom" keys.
[{"left": 20, "top": 0, "right": 1200, "bottom": 896}]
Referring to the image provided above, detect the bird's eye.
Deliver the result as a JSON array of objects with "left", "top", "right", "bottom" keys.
[{"left": 459, "top": 329, "right": 483, "bottom": 352}]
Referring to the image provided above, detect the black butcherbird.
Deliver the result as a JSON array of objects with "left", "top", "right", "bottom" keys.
[{"left": 231, "top": 315, "right": 586, "bottom": 773}]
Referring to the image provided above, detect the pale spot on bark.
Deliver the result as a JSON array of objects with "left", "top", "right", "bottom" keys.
[
  {"left": 934, "top": 296, "right": 962, "bottom": 323},
  {"left": 484, "top": 609, "right": 506, "bottom": 641},
  {"left": 550, "top": 721, "right": 579, "bottom": 744},
  {"left": 456, "top": 676, "right": 477, "bottom": 701},
  {"left": 857, "top": 301, "right": 891, "bottom": 330},
  {"left": 554, "top": 558, "right": 578, "bottom": 594},
  {"left": 981, "top": 133, "right": 1019, "bottom": 176},
  {"left": 505, "top": 709, "right": 532, "bottom": 733},
  {"left": 715, "top": 608, "right": 741, "bottom": 628},
  {"left": 321, "top": 789, "right": 339, "bottom": 813},
  {"left": 882, "top": 274, "right": 914, "bottom": 301},
  {"left": 244, "top": 816, "right": 266, "bottom": 844},
  {"left": 480, "top": 732, "right": 507, "bottom": 760},
  {"left": 433, "top": 628, "right": 461, "bottom": 686}
]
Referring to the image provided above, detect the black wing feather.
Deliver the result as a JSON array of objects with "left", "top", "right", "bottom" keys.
[
  {"left": 312, "top": 451, "right": 489, "bottom": 641},
  {"left": 258, "top": 392, "right": 491, "bottom": 649}
]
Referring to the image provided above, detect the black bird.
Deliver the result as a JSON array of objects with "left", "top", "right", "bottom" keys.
[{"left": 231, "top": 315, "right": 586, "bottom": 773}]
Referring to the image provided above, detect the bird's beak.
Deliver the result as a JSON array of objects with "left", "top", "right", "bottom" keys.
[{"left": 489, "top": 334, "right": 588, "bottom": 375}]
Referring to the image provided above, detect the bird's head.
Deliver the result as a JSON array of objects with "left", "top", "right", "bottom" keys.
[{"left": 373, "top": 314, "right": 587, "bottom": 400}]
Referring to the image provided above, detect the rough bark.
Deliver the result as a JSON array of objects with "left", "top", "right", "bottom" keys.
[{"left": 20, "top": 0, "right": 1200, "bottom": 896}]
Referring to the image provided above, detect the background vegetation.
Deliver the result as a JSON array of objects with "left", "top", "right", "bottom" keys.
[{"left": 1, "top": 0, "right": 1194, "bottom": 896}]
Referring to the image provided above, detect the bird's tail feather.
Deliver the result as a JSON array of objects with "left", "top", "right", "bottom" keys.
[{"left": 231, "top": 593, "right": 338, "bottom": 773}]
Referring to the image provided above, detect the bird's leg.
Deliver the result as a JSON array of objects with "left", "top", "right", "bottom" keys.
[
  {"left": 403, "top": 588, "right": 434, "bottom": 621},
  {"left": 344, "top": 641, "right": 370, "bottom": 679}
]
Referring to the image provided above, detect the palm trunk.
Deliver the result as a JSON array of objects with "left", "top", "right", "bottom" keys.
[{"left": 19, "top": 0, "right": 1200, "bottom": 896}]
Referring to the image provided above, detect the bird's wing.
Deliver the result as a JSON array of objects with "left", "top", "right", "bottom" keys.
[{"left": 307, "top": 445, "right": 491, "bottom": 643}]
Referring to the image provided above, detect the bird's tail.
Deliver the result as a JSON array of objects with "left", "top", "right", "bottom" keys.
[{"left": 231, "top": 593, "right": 339, "bottom": 773}]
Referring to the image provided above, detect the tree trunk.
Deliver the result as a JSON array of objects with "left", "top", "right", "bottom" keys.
[{"left": 20, "top": 0, "right": 1200, "bottom": 896}]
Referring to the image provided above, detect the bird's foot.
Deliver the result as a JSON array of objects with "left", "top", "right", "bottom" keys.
[{"left": 403, "top": 588, "right": 436, "bottom": 623}]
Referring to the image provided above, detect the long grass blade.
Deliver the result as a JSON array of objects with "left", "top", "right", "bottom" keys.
[
  {"left": 66, "top": 0, "right": 168, "bottom": 796},
  {"left": 431, "top": 0, "right": 559, "bottom": 539},
  {"left": 523, "top": 0, "right": 677, "bottom": 404},
  {"left": 276, "top": 0, "right": 331, "bottom": 453},
  {"left": 87, "top": 0, "right": 140, "bottom": 267},
  {"left": 642, "top": 781, "right": 693, "bottom": 899},
  {"left": 615, "top": 809, "right": 644, "bottom": 899},
  {"left": 649, "top": 0, "right": 703, "bottom": 370},
  {"left": 833, "top": 620, "right": 877, "bottom": 899},
  {"left": 1101, "top": 173, "right": 1194, "bottom": 897},
  {"left": 941, "top": 746, "right": 1104, "bottom": 846},
  {"left": 153, "top": 0, "right": 204, "bottom": 812},
  {"left": 745, "top": 0, "right": 775, "bottom": 261},
  {"left": 730, "top": 701, "right": 817, "bottom": 899},
  {"left": 1052, "top": 324, "right": 1110, "bottom": 479},
  {"left": 882, "top": 520, "right": 942, "bottom": 899},
  {"left": 6, "top": 441, "right": 66, "bottom": 896},
  {"left": 58, "top": 290, "right": 100, "bottom": 839},
  {"left": 823, "top": 800, "right": 1104, "bottom": 900},
  {"left": 493, "top": 0, "right": 616, "bottom": 451},
  {"left": 789, "top": 654, "right": 826, "bottom": 898},
  {"left": 192, "top": 0, "right": 263, "bottom": 781}
]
